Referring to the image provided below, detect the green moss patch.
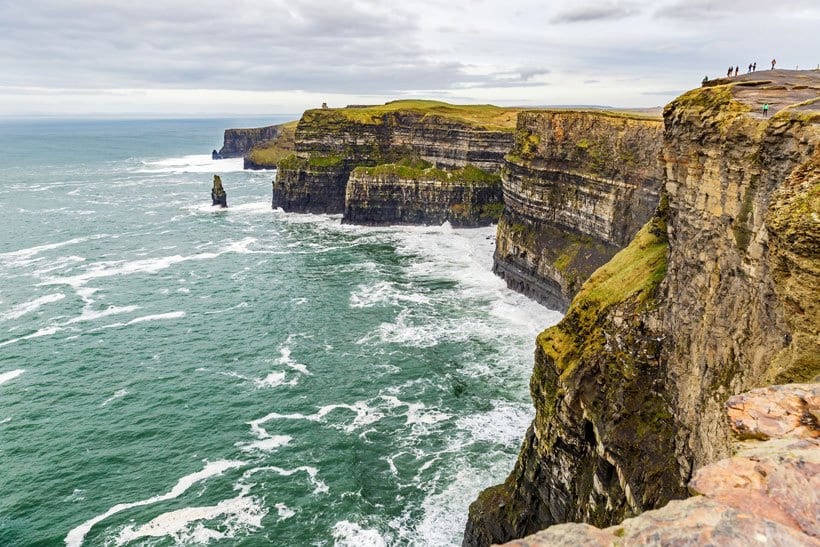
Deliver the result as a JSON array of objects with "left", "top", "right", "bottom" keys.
[
  {"left": 353, "top": 163, "right": 501, "bottom": 185},
  {"left": 538, "top": 212, "right": 668, "bottom": 380},
  {"left": 246, "top": 121, "right": 298, "bottom": 168}
]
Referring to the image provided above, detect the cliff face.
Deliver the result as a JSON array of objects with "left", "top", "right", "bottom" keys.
[
  {"left": 501, "top": 383, "right": 820, "bottom": 547},
  {"left": 494, "top": 111, "right": 664, "bottom": 311},
  {"left": 273, "top": 101, "right": 519, "bottom": 215},
  {"left": 219, "top": 124, "right": 286, "bottom": 158},
  {"left": 465, "top": 72, "right": 819, "bottom": 546},
  {"left": 344, "top": 165, "right": 503, "bottom": 227}
]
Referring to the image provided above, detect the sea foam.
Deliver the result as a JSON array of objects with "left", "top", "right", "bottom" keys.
[{"left": 64, "top": 460, "right": 244, "bottom": 547}]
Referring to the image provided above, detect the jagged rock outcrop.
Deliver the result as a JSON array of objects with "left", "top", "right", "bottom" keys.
[
  {"left": 218, "top": 123, "right": 288, "bottom": 158},
  {"left": 211, "top": 175, "right": 227, "bottom": 208},
  {"left": 499, "top": 383, "right": 820, "bottom": 547},
  {"left": 465, "top": 71, "right": 819, "bottom": 547},
  {"left": 273, "top": 100, "right": 519, "bottom": 215},
  {"left": 343, "top": 165, "right": 503, "bottom": 227},
  {"left": 493, "top": 111, "right": 663, "bottom": 312}
]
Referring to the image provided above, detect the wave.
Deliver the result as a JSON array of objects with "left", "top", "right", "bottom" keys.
[
  {"left": 137, "top": 155, "right": 245, "bottom": 174},
  {"left": 126, "top": 311, "right": 186, "bottom": 325},
  {"left": 332, "top": 521, "right": 386, "bottom": 547},
  {"left": 0, "top": 369, "right": 25, "bottom": 386},
  {"left": 114, "top": 494, "right": 265, "bottom": 546},
  {"left": 0, "top": 326, "right": 62, "bottom": 348},
  {"left": 1, "top": 293, "right": 65, "bottom": 321},
  {"left": 101, "top": 389, "right": 128, "bottom": 407},
  {"left": 64, "top": 459, "right": 244, "bottom": 547}
]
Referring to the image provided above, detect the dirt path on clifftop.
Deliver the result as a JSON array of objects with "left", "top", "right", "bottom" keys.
[{"left": 705, "top": 69, "right": 820, "bottom": 118}]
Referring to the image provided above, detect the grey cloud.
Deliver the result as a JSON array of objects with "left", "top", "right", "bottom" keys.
[
  {"left": 655, "top": 0, "right": 816, "bottom": 19},
  {"left": 552, "top": 2, "right": 640, "bottom": 23},
  {"left": 0, "top": 0, "right": 470, "bottom": 94}
]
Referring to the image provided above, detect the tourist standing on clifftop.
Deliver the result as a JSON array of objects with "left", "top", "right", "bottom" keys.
[
  {"left": 735, "top": 66, "right": 739, "bottom": 77},
  {"left": 727, "top": 66, "right": 733, "bottom": 77},
  {"left": 771, "top": 59, "right": 777, "bottom": 69},
  {"left": 763, "top": 103, "right": 769, "bottom": 117},
  {"left": 753, "top": 62, "right": 757, "bottom": 71}
]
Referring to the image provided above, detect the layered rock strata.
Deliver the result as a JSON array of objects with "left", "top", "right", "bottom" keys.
[
  {"left": 218, "top": 124, "right": 285, "bottom": 158},
  {"left": 273, "top": 101, "right": 519, "bottom": 215},
  {"left": 494, "top": 111, "right": 664, "bottom": 311},
  {"left": 344, "top": 165, "right": 503, "bottom": 227},
  {"left": 500, "top": 383, "right": 820, "bottom": 547},
  {"left": 465, "top": 71, "right": 820, "bottom": 546}
]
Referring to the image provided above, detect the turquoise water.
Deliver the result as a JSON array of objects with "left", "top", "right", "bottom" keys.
[{"left": 0, "top": 119, "right": 561, "bottom": 546}]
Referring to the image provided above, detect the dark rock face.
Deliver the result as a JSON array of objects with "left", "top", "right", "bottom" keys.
[
  {"left": 272, "top": 159, "right": 349, "bottom": 213},
  {"left": 218, "top": 125, "right": 283, "bottom": 158},
  {"left": 494, "top": 111, "right": 664, "bottom": 311},
  {"left": 464, "top": 73, "right": 819, "bottom": 547},
  {"left": 498, "top": 383, "right": 820, "bottom": 547},
  {"left": 343, "top": 171, "right": 503, "bottom": 227},
  {"left": 211, "top": 175, "right": 227, "bottom": 208}
]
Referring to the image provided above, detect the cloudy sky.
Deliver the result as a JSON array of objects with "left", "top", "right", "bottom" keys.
[{"left": 1, "top": 0, "right": 818, "bottom": 117}]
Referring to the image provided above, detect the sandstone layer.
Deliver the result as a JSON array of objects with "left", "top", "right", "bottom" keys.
[
  {"left": 464, "top": 71, "right": 820, "bottom": 546},
  {"left": 493, "top": 111, "right": 663, "bottom": 311},
  {"left": 344, "top": 165, "right": 503, "bottom": 227},
  {"left": 499, "top": 383, "right": 820, "bottom": 547}
]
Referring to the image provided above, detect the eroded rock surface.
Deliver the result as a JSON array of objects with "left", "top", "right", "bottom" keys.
[
  {"left": 493, "top": 111, "right": 663, "bottom": 311},
  {"left": 498, "top": 384, "right": 820, "bottom": 547}
]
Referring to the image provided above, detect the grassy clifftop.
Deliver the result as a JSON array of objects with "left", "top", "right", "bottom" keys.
[
  {"left": 301, "top": 100, "right": 523, "bottom": 131},
  {"left": 245, "top": 120, "right": 298, "bottom": 168}
]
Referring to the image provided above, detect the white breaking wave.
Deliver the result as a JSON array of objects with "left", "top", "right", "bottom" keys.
[
  {"left": 275, "top": 503, "right": 296, "bottom": 521},
  {"left": 126, "top": 311, "right": 186, "bottom": 325},
  {"left": 64, "top": 460, "right": 244, "bottom": 547},
  {"left": 349, "top": 281, "right": 430, "bottom": 308},
  {"left": 0, "top": 369, "right": 25, "bottom": 386},
  {"left": 114, "top": 494, "right": 265, "bottom": 546},
  {"left": 1, "top": 293, "right": 65, "bottom": 321},
  {"left": 0, "top": 326, "right": 62, "bottom": 348},
  {"left": 236, "top": 435, "right": 292, "bottom": 453},
  {"left": 250, "top": 400, "right": 385, "bottom": 434},
  {"left": 456, "top": 400, "right": 533, "bottom": 447},
  {"left": 137, "top": 155, "right": 244, "bottom": 174},
  {"left": 101, "top": 389, "right": 128, "bottom": 407},
  {"left": 332, "top": 521, "right": 386, "bottom": 547}
]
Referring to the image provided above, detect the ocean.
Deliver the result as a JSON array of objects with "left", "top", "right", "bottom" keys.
[{"left": 0, "top": 118, "right": 561, "bottom": 546}]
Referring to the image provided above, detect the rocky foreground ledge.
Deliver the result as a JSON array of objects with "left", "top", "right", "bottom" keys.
[{"left": 500, "top": 383, "right": 820, "bottom": 546}]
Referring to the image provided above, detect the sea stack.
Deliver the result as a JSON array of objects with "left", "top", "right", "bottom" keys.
[{"left": 211, "top": 174, "right": 227, "bottom": 207}]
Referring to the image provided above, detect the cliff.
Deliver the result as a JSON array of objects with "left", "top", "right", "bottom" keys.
[
  {"left": 493, "top": 111, "right": 663, "bottom": 311},
  {"left": 344, "top": 163, "right": 503, "bottom": 227},
  {"left": 501, "top": 383, "right": 819, "bottom": 547},
  {"left": 464, "top": 71, "right": 820, "bottom": 546},
  {"left": 243, "top": 121, "right": 297, "bottom": 170},
  {"left": 218, "top": 121, "right": 293, "bottom": 158},
  {"left": 273, "top": 100, "right": 520, "bottom": 215}
]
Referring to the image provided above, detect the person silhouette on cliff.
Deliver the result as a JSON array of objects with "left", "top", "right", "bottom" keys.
[
  {"left": 771, "top": 59, "right": 776, "bottom": 70},
  {"left": 735, "top": 66, "right": 739, "bottom": 77},
  {"left": 763, "top": 103, "right": 769, "bottom": 117},
  {"left": 727, "top": 66, "right": 733, "bottom": 78},
  {"left": 753, "top": 62, "right": 757, "bottom": 71}
]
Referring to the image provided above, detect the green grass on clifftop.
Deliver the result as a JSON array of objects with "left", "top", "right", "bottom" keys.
[
  {"left": 246, "top": 121, "right": 298, "bottom": 167},
  {"left": 538, "top": 209, "right": 669, "bottom": 380},
  {"left": 303, "top": 100, "right": 523, "bottom": 131},
  {"left": 353, "top": 163, "right": 501, "bottom": 185}
]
